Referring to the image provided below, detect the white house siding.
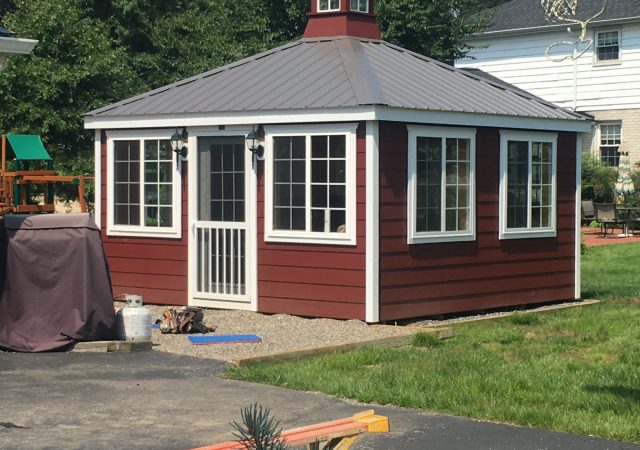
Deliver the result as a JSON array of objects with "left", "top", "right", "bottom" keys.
[
  {"left": 457, "top": 22, "right": 640, "bottom": 164},
  {"left": 457, "top": 23, "right": 640, "bottom": 112}
]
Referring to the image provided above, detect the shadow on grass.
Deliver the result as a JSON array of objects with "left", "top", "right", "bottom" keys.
[{"left": 584, "top": 384, "right": 640, "bottom": 402}]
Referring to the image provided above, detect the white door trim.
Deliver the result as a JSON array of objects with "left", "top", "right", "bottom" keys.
[{"left": 187, "top": 128, "right": 257, "bottom": 311}]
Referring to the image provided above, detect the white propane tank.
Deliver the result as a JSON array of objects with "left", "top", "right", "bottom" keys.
[{"left": 115, "top": 295, "right": 152, "bottom": 342}]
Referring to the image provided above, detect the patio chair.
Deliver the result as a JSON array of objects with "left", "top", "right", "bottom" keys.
[
  {"left": 594, "top": 203, "right": 622, "bottom": 235},
  {"left": 581, "top": 200, "right": 596, "bottom": 225}
]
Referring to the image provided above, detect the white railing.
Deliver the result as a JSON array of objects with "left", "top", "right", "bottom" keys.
[{"left": 195, "top": 222, "right": 246, "bottom": 297}]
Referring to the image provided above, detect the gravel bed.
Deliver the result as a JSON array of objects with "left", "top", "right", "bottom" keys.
[
  {"left": 406, "top": 300, "right": 591, "bottom": 327},
  {"left": 137, "top": 304, "right": 412, "bottom": 363}
]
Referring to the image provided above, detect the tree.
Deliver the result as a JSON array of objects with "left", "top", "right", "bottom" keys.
[{"left": 0, "top": 0, "right": 143, "bottom": 177}]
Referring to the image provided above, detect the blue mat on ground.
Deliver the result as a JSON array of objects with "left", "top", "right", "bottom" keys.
[{"left": 188, "top": 334, "right": 262, "bottom": 345}]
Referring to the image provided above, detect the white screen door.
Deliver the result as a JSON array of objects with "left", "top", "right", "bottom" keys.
[{"left": 193, "top": 136, "right": 251, "bottom": 305}]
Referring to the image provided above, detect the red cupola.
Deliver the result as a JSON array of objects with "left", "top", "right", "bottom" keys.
[{"left": 303, "top": 0, "right": 381, "bottom": 39}]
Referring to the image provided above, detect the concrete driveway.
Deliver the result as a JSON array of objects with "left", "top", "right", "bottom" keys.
[{"left": 1, "top": 351, "right": 638, "bottom": 450}]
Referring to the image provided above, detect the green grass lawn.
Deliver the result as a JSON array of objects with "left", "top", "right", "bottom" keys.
[{"left": 228, "top": 244, "right": 640, "bottom": 443}]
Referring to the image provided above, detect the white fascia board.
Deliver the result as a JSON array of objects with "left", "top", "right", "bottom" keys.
[
  {"left": 93, "top": 130, "right": 101, "bottom": 229},
  {"left": 375, "top": 107, "right": 593, "bottom": 133},
  {"left": 83, "top": 107, "right": 376, "bottom": 130},
  {"left": 0, "top": 36, "right": 38, "bottom": 54},
  {"left": 84, "top": 105, "right": 591, "bottom": 134}
]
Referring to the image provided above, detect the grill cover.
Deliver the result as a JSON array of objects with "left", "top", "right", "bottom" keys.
[{"left": 0, "top": 213, "right": 116, "bottom": 352}]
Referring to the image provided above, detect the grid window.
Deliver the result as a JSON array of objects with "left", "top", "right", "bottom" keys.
[
  {"left": 109, "top": 135, "right": 180, "bottom": 237},
  {"left": 143, "top": 140, "right": 174, "bottom": 227},
  {"left": 408, "top": 126, "right": 475, "bottom": 243},
  {"left": 273, "top": 136, "right": 306, "bottom": 231},
  {"left": 207, "top": 142, "right": 245, "bottom": 222},
  {"left": 266, "top": 126, "right": 356, "bottom": 245},
  {"left": 318, "top": 0, "right": 339, "bottom": 11},
  {"left": 350, "top": 0, "right": 368, "bottom": 12},
  {"left": 500, "top": 131, "right": 557, "bottom": 239},
  {"left": 600, "top": 123, "right": 621, "bottom": 167},
  {"left": 596, "top": 30, "right": 620, "bottom": 62},
  {"left": 114, "top": 140, "right": 140, "bottom": 226}
]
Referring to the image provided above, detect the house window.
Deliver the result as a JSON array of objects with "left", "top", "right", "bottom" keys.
[
  {"left": 600, "top": 123, "right": 621, "bottom": 167},
  {"left": 265, "top": 124, "right": 357, "bottom": 245},
  {"left": 407, "top": 126, "right": 476, "bottom": 244},
  {"left": 350, "top": 0, "right": 368, "bottom": 13},
  {"left": 107, "top": 131, "right": 182, "bottom": 238},
  {"left": 499, "top": 131, "right": 557, "bottom": 240},
  {"left": 318, "top": 0, "right": 340, "bottom": 12},
  {"left": 595, "top": 30, "right": 620, "bottom": 63}
]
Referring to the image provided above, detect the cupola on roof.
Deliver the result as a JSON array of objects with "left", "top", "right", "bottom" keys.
[{"left": 303, "top": 0, "right": 381, "bottom": 39}]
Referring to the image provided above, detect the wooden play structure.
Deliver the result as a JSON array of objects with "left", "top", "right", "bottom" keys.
[
  {"left": 0, "top": 134, "right": 92, "bottom": 215},
  {"left": 193, "top": 410, "right": 389, "bottom": 450}
]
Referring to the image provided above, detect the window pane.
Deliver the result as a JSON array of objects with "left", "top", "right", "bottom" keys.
[
  {"left": 445, "top": 209, "right": 457, "bottom": 231},
  {"left": 113, "top": 140, "right": 140, "bottom": 226},
  {"left": 274, "top": 137, "right": 290, "bottom": 160},
  {"left": 159, "top": 207, "right": 172, "bottom": 227},
  {"left": 329, "top": 185, "right": 345, "bottom": 208},
  {"left": 312, "top": 185, "right": 327, "bottom": 208},
  {"left": 330, "top": 160, "right": 345, "bottom": 183},
  {"left": 292, "top": 161, "right": 305, "bottom": 182},
  {"left": 159, "top": 140, "right": 173, "bottom": 160},
  {"left": 291, "top": 208, "right": 305, "bottom": 230},
  {"left": 292, "top": 184, "right": 305, "bottom": 206},
  {"left": 145, "top": 185, "right": 158, "bottom": 205},
  {"left": 159, "top": 185, "right": 172, "bottom": 205},
  {"left": 312, "top": 160, "right": 327, "bottom": 183},
  {"left": 331, "top": 210, "right": 346, "bottom": 232},
  {"left": 274, "top": 207, "right": 290, "bottom": 229},
  {"left": 292, "top": 137, "right": 306, "bottom": 159},
  {"left": 329, "top": 135, "right": 346, "bottom": 158},
  {"left": 319, "top": 0, "right": 329, "bottom": 10},
  {"left": 507, "top": 141, "right": 529, "bottom": 228},
  {"left": 144, "top": 140, "right": 158, "bottom": 160},
  {"left": 311, "top": 209, "right": 325, "bottom": 232},
  {"left": 274, "top": 184, "right": 291, "bottom": 207},
  {"left": 145, "top": 162, "right": 157, "bottom": 182},
  {"left": 223, "top": 173, "right": 234, "bottom": 199},
  {"left": 312, "top": 136, "right": 327, "bottom": 158},
  {"left": 145, "top": 206, "right": 158, "bottom": 226},
  {"left": 275, "top": 161, "right": 290, "bottom": 182}
]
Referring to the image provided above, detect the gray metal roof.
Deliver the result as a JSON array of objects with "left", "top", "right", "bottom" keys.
[
  {"left": 480, "top": 0, "right": 640, "bottom": 34},
  {"left": 86, "top": 36, "right": 585, "bottom": 122}
]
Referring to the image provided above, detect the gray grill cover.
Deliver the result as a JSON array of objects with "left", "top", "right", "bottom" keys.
[{"left": 0, "top": 213, "right": 116, "bottom": 352}]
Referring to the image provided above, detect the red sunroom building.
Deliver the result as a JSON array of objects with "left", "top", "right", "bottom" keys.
[{"left": 84, "top": 0, "right": 590, "bottom": 322}]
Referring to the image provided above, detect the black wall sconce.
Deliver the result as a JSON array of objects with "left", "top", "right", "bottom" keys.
[
  {"left": 245, "top": 127, "right": 264, "bottom": 159},
  {"left": 170, "top": 128, "right": 188, "bottom": 161}
]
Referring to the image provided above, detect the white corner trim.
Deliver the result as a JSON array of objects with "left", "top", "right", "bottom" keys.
[
  {"left": 575, "top": 136, "right": 582, "bottom": 299},
  {"left": 365, "top": 120, "right": 379, "bottom": 323},
  {"left": 94, "top": 130, "right": 101, "bottom": 229}
]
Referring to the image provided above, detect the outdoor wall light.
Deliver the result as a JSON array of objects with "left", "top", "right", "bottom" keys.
[
  {"left": 246, "top": 127, "right": 264, "bottom": 159},
  {"left": 170, "top": 128, "right": 188, "bottom": 161}
]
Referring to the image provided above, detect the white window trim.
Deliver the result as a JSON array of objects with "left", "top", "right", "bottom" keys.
[
  {"left": 106, "top": 129, "right": 182, "bottom": 239},
  {"left": 350, "top": 0, "right": 369, "bottom": 13},
  {"left": 598, "top": 121, "right": 622, "bottom": 166},
  {"left": 499, "top": 130, "right": 558, "bottom": 240},
  {"left": 407, "top": 125, "right": 477, "bottom": 244},
  {"left": 318, "top": 0, "right": 340, "bottom": 12},
  {"left": 264, "top": 123, "right": 357, "bottom": 246},
  {"left": 593, "top": 28, "right": 621, "bottom": 66}
]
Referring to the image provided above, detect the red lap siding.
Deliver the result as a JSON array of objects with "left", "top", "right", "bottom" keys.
[
  {"left": 256, "top": 123, "right": 367, "bottom": 320},
  {"left": 100, "top": 135, "right": 189, "bottom": 306},
  {"left": 378, "top": 122, "right": 576, "bottom": 321}
]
